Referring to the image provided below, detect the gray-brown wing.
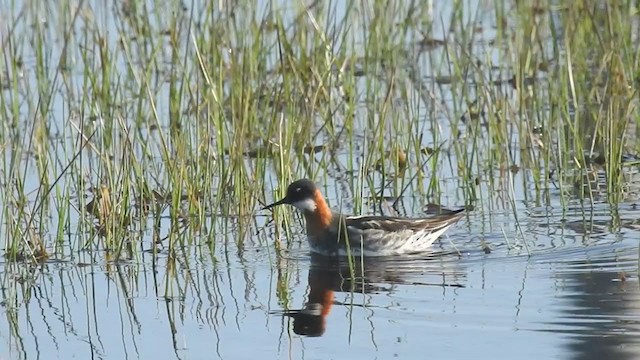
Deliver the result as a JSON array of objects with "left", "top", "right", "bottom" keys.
[{"left": 344, "top": 209, "right": 465, "bottom": 233}]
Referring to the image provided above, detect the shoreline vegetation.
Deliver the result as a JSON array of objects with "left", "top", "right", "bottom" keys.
[{"left": 0, "top": 0, "right": 638, "bottom": 266}]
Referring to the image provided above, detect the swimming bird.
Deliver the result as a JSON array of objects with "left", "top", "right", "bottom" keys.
[{"left": 263, "top": 179, "right": 465, "bottom": 256}]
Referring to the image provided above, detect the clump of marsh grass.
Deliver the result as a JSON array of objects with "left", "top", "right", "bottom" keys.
[{"left": 0, "top": 0, "right": 638, "bottom": 269}]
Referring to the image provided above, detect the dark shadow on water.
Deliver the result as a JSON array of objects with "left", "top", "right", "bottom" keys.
[
  {"left": 550, "top": 257, "right": 640, "bottom": 360},
  {"left": 282, "top": 253, "right": 464, "bottom": 337}
]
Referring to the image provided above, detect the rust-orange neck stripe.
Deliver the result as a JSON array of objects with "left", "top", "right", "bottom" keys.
[
  {"left": 313, "top": 189, "right": 333, "bottom": 228},
  {"left": 320, "top": 290, "right": 334, "bottom": 317}
]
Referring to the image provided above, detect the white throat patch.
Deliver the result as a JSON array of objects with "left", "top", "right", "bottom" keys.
[{"left": 291, "top": 198, "right": 317, "bottom": 212}]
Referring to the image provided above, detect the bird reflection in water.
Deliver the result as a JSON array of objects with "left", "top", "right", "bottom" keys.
[{"left": 283, "top": 253, "right": 464, "bottom": 337}]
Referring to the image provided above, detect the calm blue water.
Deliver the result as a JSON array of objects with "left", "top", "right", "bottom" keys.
[{"left": 1, "top": 206, "right": 639, "bottom": 359}]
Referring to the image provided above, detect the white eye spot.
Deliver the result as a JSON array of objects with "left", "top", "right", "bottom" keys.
[{"left": 291, "top": 198, "right": 316, "bottom": 212}]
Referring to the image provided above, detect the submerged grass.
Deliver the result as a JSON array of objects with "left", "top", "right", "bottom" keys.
[{"left": 0, "top": 0, "right": 637, "bottom": 270}]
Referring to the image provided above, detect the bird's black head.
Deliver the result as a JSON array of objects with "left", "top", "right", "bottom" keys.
[
  {"left": 284, "top": 179, "right": 317, "bottom": 203},
  {"left": 263, "top": 179, "right": 318, "bottom": 211},
  {"left": 291, "top": 309, "right": 326, "bottom": 337}
]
